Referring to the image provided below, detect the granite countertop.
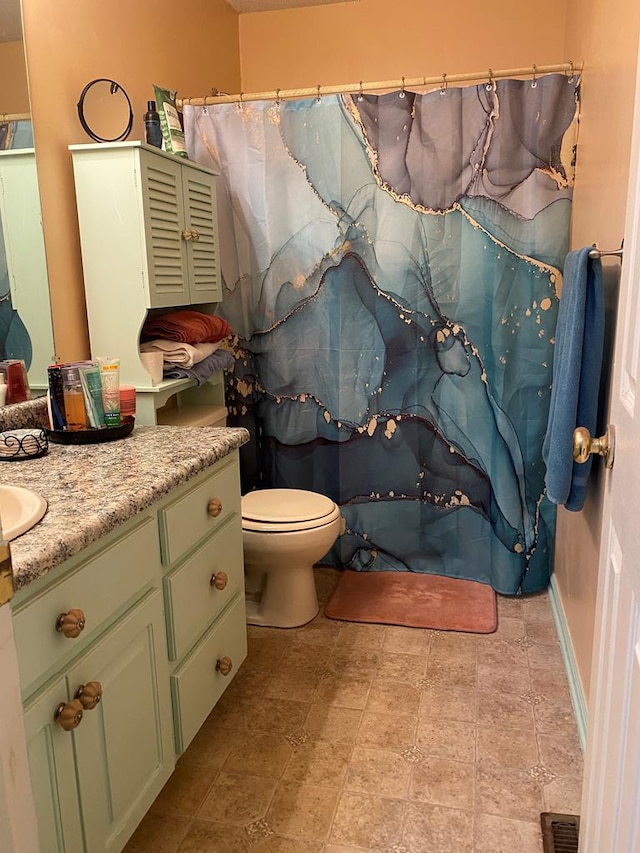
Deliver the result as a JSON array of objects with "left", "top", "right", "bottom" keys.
[{"left": 2, "top": 425, "right": 249, "bottom": 591}]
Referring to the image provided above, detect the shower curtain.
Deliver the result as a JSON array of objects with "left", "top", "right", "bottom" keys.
[{"left": 184, "top": 73, "right": 580, "bottom": 594}]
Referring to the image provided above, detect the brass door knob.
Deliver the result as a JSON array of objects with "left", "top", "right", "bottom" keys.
[
  {"left": 210, "top": 571, "right": 228, "bottom": 590},
  {"left": 216, "top": 656, "right": 233, "bottom": 676},
  {"left": 207, "top": 498, "right": 223, "bottom": 518},
  {"left": 54, "top": 699, "right": 84, "bottom": 731},
  {"left": 55, "top": 608, "right": 86, "bottom": 638},
  {"left": 74, "top": 681, "right": 103, "bottom": 711},
  {"left": 573, "top": 424, "right": 615, "bottom": 469}
]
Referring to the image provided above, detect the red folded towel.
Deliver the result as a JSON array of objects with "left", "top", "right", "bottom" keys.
[{"left": 141, "top": 310, "right": 231, "bottom": 344}]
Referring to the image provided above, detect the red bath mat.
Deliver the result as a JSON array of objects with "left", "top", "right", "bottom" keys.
[{"left": 325, "top": 569, "right": 497, "bottom": 633}]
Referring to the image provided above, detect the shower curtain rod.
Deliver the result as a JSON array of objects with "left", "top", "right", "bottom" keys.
[
  {"left": 0, "top": 111, "right": 31, "bottom": 122},
  {"left": 177, "top": 61, "right": 581, "bottom": 107}
]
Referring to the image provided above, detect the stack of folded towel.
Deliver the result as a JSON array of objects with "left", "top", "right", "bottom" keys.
[{"left": 140, "top": 310, "right": 235, "bottom": 385}]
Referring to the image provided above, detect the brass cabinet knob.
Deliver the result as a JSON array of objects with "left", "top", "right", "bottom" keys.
[
  {"left": 573, "top": 424, "right": 615, "bottom": 469},
  {"left": 191, "top": 229, "right": 200, "bottom": 241},
  {"left": 216, "top": 656, "right": 233, "bottom": 676},
  {"left": 210, "top": 571, "right": 228, "bottom": 590},
  {"left": 54, "top": 699, "right": 84, "bottom": 731},
  {"left": 74, "top": 681, "right": 103, "bottom": 711},
  {"left": 55, "top": 608, "right": 86, "bottom": 638},
  {"left": 207, "top": 498, "right": 223, "bottom": 518},
  {"left": 180, "top": 228, "right": 194, "bottom": 241}
]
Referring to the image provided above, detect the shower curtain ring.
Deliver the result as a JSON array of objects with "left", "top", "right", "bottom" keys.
[
  {"left": 238, "top": 91, "right": 244, "bottom": 111},
  {"left": 357, "top": 81, "right": 364, "bottom": 102},
  {"left": 399, "top": 76, "right": 406, "bottom": 99},
  {"left": 566, "top": 59, "right": 575, "bottom": 82},
  {"left": 486, "top": 69, "right": 494, "bottom": 92},
  {"left": 276, "top": 88, "right": 281, "bottom": 105},
  {"left": 440, "top": 73, "right": 448, "bottom": 96},
  {"left": 316, "top": 85, "right": 321, "bottom": 103},
  {"left": 531, "top": 64, "right": 538, "bottom": 88}
]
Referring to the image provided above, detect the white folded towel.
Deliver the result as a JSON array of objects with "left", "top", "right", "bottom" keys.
[{"left": 140, "top": 339, "right": 222, "bottom": 368}]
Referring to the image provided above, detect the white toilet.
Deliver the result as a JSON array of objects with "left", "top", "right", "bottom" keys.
[{"left": 241, "top": 488, "right": 344, "bottom": 628}]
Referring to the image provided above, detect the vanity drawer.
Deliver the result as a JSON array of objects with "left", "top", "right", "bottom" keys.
[
  {"left": 170, "top": 593, "right": 247, "bottom": 754},
  {"left": 164, "top": 518, "right": 244, "bottom": 661},
  {"left": 158, "top": 455, "right": 241, "bottom": 565},
  {"left": 12, "top": 517, "right": 160, "bottom": 694}
]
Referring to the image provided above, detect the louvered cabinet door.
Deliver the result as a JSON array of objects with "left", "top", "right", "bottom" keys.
[
  {"left": 140, "top": 150, "right": 190, "bottom": 308},
  {"left": 182, "top": 169, "right": 222, "bottom": 304}
]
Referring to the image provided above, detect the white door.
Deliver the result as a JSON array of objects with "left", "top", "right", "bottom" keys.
[{"left": 579, "top": 40, "right": 640, "bottom": 853}]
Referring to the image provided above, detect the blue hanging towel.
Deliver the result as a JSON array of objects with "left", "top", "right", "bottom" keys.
[{"left": 543, "top": 247, "right": 605, "bottom": 512}]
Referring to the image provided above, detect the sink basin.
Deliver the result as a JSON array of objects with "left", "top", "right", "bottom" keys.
[{"left": 0, "top": 485, "right": 47, "bottom": 541}]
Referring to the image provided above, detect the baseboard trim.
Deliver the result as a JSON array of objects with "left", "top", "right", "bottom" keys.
[{"left": 548, "top": 575, "right": 588, "bottom": 752}]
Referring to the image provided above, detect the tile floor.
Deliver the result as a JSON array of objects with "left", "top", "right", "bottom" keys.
[{"left": 124, "top": 569, "right": 583, "bottom": 853}]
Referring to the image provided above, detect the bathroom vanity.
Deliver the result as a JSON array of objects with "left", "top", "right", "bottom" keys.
[{"left": 6, "top": 425, "right": 248, "bottom": 853}]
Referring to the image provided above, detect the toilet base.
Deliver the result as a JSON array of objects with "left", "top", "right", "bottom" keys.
[{"left": 244, "top": 563, "right": 319, "bottom": 628}]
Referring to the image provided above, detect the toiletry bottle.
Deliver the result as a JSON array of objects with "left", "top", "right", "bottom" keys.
[
  {"left": 144, "top": 100, "right": 162, "bottom": 148},
  {"left": 98, "top": 358, "right": 121, "bottom": 427},
  {"left": 61, "top": 365, "right": 88, "bottom": 431},
  {"left": 0, "top": 374, "right": 6, "bottom": 407},
  {"left": 47, "top": 365, "right": 67, "bottom": 430}
]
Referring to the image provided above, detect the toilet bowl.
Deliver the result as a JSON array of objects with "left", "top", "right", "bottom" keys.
[{"left": 241, "top": 488, "right": 344, "bottom": 628}]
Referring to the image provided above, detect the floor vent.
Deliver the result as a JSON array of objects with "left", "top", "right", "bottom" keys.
[{"left": 541, "top": 812, "right": 580, "bottom": 853}]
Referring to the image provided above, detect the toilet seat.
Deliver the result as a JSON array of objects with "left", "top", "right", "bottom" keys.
[{"left": 242, "top": 488, "right": 340, "bottom": 533}]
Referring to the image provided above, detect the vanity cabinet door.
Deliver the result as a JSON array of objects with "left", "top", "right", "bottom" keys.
[
  {"left": 23, "top": 677, "right": 84, "bottom": 853},
  {"left": 68, "top": 589, "right": 174, "bottom": 853}
]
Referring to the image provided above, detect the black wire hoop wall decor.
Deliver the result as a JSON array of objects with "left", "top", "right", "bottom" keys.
[{"left": 77, "top": 78, "right": 133, "bottom": 143}]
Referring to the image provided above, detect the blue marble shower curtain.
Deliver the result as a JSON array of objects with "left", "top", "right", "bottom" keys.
[{"left": 184, "top": 74, "right": 580, "bottom": 594}]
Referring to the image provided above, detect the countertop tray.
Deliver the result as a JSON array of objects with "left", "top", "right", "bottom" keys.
[{"left": 45, "top": 418, "right": 135, "bottom": 445}]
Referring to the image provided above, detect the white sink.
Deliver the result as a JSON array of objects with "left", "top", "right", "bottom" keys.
[{"left": 0, "top": 485, "right": 47, "bottom": 541}]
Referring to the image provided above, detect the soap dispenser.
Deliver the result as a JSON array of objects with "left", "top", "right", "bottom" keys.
[{"left": 144, "top": 100, "right": 162, "bottom": 148}]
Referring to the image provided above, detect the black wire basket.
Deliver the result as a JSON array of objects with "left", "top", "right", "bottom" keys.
[{"left": 0, "top": 428, "right": 49, "bottom": 461}]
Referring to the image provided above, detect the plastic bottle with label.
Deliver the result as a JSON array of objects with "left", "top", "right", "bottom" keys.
[{"left": 144, "top": 100, "right": 162, "bottom": 148}]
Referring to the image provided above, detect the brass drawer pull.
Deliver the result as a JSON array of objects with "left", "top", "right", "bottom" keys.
[
  {"left": 210, "top": 571, "right": 228, "bottom": 590},
  {"left": 74, "top": 681, "right": 103, "bottom": 711},
  {"left": 207, "top": 498, "right": 223, "bottom": 518},
  {"left": 55, "top": 608, "right": 86, "bottom": 638},
  {"left": 54, "top": 699, "right": 84, "bottom": 731},
  {"left": 216, "top": 656, "right": 233, "bottom": 676}
]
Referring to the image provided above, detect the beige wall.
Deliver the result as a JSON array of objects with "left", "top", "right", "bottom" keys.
[
  {"left": 22, "top": 0, "right": 241, "bottom": 362},
  {"left": 557, "top": 1, "right": 640, "bottom": 699},
  {"left": 0, "top": 41, "right": 30, "bottom": 116},
  {"left": 239, "top": 0, "right": 567, "bottom": 91}
]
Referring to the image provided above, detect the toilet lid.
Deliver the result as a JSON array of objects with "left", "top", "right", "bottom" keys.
[{"left": 242, "top": 489, "right": 340, "bottom": 532}]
